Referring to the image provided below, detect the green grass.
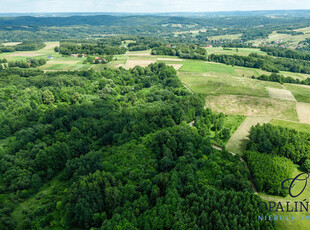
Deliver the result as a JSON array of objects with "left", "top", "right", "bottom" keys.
[
  {"left": 179, "top": 61, "right": 236, "bottom": 73},
  {"left": 270, "top": 119, "right": 310, "bottom": 134},
  {"left": 178, "top": 71, "right": 282, "bottom": 97},
  {"left": 280, "top": 71, "right": 310, "bottom": 81},
  {"left": 209, "top": 114, "right": 246, "bottom": 145},
  {"left": 284, "top": 84, "right": 310, "bottom": 103},
  {"left": 225, "top": 116, "right": 271, "bottom": 154},
  {"left": 223, "top": 114, "right": 246, "bottom": 134}
]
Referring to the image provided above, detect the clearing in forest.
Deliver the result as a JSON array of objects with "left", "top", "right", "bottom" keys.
[
  {"left": 296, "top": 102, "right": 310, "bottom": 124},
  {"left": 266, "top": 87, "right": 296, "bottom": 101},
  {"left": 225, "top": 116, "right": 271, "bottom": 154}
]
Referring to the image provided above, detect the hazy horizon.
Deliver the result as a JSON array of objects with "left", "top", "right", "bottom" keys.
[{"left": 0, "top": 0, "right": 309, "bottom": 14}]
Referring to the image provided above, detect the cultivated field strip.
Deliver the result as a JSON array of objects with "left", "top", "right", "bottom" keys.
[
  {"left": 266, "top": 87, "right": 297, "bottom": 101},
  {"left": 296, "top": 102, "right": 310, "bottom": 124},
  {"left": 225, "top": 116, "right": 272, "bottom": 154}
]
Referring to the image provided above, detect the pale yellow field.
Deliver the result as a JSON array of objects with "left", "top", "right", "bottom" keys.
[
  {"left": 226, "top": 116, "right": 271, "bottom": 154},
  {"left": 266, "top": 87, "right": 297, "bottom": 101},
  {"left": 206, "top": 95, "right": 299, "bottom": 121},
  {"left": 296, "top": 102, "right": 310, "bottom": 124}
]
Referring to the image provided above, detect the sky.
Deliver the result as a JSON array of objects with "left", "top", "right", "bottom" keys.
[{"left": 0, "top": 0, "right": 309, "bottom": 13}]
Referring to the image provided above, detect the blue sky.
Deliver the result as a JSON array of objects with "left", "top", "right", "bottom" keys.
[{"left": 0, "top": 0, "right": 308, "bottom": 13}]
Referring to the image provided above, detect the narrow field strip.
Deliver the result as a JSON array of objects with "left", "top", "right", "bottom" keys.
[
  {"left": 296, "top": 102, "right": 310, "bottom": 124},
  {"left": 225, "top": 116, "right": 272, "bottom": 154},
  {"left": 266, "top": 87, "right": 297, "bottom": 101}
]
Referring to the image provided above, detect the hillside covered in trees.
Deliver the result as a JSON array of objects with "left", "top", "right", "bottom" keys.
[{"left": 0, "top": 64, "right": 274, "bottom": 229}]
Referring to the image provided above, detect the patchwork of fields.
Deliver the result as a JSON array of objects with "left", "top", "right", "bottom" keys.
[
  {"left": 2, "top": 42, "right": 309, "bottom": 135},
  {"left": 1, "top": 33, "right": 310, "bottom": 230}
]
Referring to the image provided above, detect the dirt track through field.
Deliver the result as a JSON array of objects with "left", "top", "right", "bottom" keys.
[{"left": 225, "top": 116, "right": 272, "bottom": 154}]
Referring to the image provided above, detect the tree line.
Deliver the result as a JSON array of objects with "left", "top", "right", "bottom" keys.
[
  {"left": 261, "top": 46, "right": 310, "bottom": 61},
  {"left": 57, "top": 42, "right": 127, "bottom": 56},
  {"left": 151, "top": 45, "right": 207, "bottom": 60},
  {"left": 208, "top": 53, "right": 310, "bottom": 73},
  {"left": 253, "top": 72, "right": 310, "bottom": 85}
]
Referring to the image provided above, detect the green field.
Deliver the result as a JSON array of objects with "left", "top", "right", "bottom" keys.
[
  {"left": 206, "top": 95, "right": 299, "bottom": 121},
  {"left": 251, "top": 28, "right": 310, "bottom": 47},
  {"left": 0, "top": 42, "right": 98, "bottom": 71},
  {"left": 284, "top": 84, "right": 310, "bottom": 103},
  {"left": 225, "top": 116, "right": 271, "bottom": 154},
  {"left": 178, "top": 61, "right": 282, "bottom": 97},
  {"left": 0, "top": 42, "right": 59, "bottom": 61},
  {"left": 270, "top": 119, "right": 310, "bottom": 134}
]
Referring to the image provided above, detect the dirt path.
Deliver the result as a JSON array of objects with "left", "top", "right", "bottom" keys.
[{"left": 212, "top": 144, "right": 258, "bottom": 194}]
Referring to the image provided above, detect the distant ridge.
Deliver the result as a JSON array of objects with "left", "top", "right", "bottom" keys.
[{"left": 1, "top": 9, "right": 310, "bottom": 18}]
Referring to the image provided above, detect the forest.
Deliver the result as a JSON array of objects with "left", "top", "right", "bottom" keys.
[
  {"left": 0, "top": 63, "right": 275, "bottom": 229},
  {"left": 244, "top": 124, "right": 310, "bottom": 197},
  {"left": 247, "top": 124, "right": 310, "bottom": 165},
  {"left": 57, "top": 41, "right": 127, "bottom": 56},
  {"left": 152, "top": 45, "right": 207, "bottom": 60},
  {"left": 244, "top": 151, "right": 294, "bottom": 196},
  {"left": 208, "top": 53, "right": 310, "bottom": 73},
  {"left": 3, "top": 11, "right": 310, "bottom": 230},
  {"left": 261, "top": 46, "right": 310, "bottom": 61}
]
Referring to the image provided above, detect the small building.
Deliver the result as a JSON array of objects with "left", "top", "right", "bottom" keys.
[
  {"left": 47, "top": 55, "right": 54, "bottom": 59},
  {"left": 71, "top": 54, "right": 79, "bottom": 58}
]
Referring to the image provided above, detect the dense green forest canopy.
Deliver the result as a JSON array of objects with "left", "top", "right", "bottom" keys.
[
  {"left": 247, "top": 124, "right": 310, "bottom": 166},
  {"left": 0, "top": 63, "right": 275, "bottom": 229}
]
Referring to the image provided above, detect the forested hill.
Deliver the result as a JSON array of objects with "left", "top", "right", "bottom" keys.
[
  {"left": 0, "top": 64, "right": 274, "bottom": 229},
  {"left": 2, "top": 10, "right": 310, "bottom": 17},
  {"left": 0, "top": 14, "right": 308, "bottom": 27}
]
